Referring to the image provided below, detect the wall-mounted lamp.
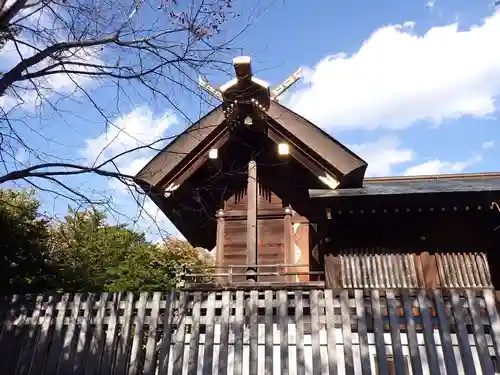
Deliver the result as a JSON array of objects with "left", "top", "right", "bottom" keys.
[
  {"left": 209, "top": 148, "right": 218, "bottom": 159},
  {"left": 278, "top": 142, "right": 289, "bottom": 155}
]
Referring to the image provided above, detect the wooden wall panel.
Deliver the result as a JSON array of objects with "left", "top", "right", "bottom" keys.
[
  {"left": 258, "top": 217, "right": 286, "bottom": 282},
  {"left": 223, "top": 219, "right": 247, "bottom": 282},
  {"left": 222, "top": 185, "right": 288, "bottom": 282},
  {"left": 221, "top": 185, "right": 318, "bottom": 283}
]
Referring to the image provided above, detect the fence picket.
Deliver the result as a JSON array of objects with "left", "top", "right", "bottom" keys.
[
  {"left": 372, "top": 290, "right": 389, "bottom": 375},
  {"left": 279, "top": 290, "right": 289, "bottom": 375},
  {"left": 432, "top": 289, "right": 458, "bottom": 375},
  {"left": 419, "top": 290, "right": 440, "bottom": 375},
  {"left": 264, "top": 290, "right": 274, "bottom": 375},
  {"left": 74, "top": 293, "right": 95, "bottom": 374},
  {"left": 466, "top": 289, "right": 494, "bottom": 375},
  {"left": 44, "top": 294, "right": 69, "bottom": 374},
  {"left": 101, "top": 292, "right": 120, "bottom": 375},
  {"left": 57, "top": 293, "right": 82, "bottom": 375},
  {"left": 402, "top": 291, "right": 424, "bottom": 375},
  {"left": 143, "top": 292, "right": 161, "bottom": 375},
  {"left": 172, "top": 291, "right": 187, "bottom": 375},
  {"left": 355, "top": 289, "right": 370, "bottom": 375},
  {"left": 386, "top": 291, "right": 405, "bottom": 375},
  {"left": 295, "top": 290, "right": 305, "bottom": 375},
  {"left": 14, "top": 294, "right": 42, "bottom": 375},
  {"left": 450, "top": 290, "right": 476, "bottom": 375},
  {"left": 310, "top": 290, "right": 321, "bottom": 375},
  {"left": 248, "top": 290, "right": 259, "bottom": 375},
  {"left": 202, "top": 292, "right": 215, "bottom": 375},
  {"left": 128, "top": 292, "right": 148, "bottom": 375},
  {"left": 219, "top": 291, "right": 231, "bottom": 375},
  {"left": 187, "top": 292, "right": 201, "bottom": 375},
  {"left": 341, "top": 290, "right": 354, "bottom": 375},
  {"left": 85, "top": 293, "right": 108, "bottom": 375},
  {"left": 484, "top": 288, "right": 500, "bottom": 360},
  {"left": 234, "top": 291, "right": 244, "bottom": 375}
]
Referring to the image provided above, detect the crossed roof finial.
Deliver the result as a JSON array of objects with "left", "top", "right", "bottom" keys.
[{"left": 198, "top": 56, "right": 302, "bottom": 103}]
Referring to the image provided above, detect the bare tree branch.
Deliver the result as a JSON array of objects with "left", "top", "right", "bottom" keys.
[{"left": 0, "top": 0, "right": 271, "bottom": 240}]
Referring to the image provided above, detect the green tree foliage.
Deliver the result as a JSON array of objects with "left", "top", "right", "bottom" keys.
[
  {"left": 0, "top": 189, "right": 213, "bottom": 292},
  {"left": 0, "top": 189, "right": 57, "bottom": 292}
]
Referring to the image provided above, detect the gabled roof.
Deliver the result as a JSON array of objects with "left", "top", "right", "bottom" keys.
[
  {"left": 134, "top": 101, "right": 367, "bottom": 248},
  {"left": 135, "top": 101, "right": 367, "bottom": 190}
]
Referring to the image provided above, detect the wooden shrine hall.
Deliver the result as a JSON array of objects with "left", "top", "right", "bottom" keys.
[
  {"left": 4, "top": 56, "right": 500, "bottom": 375},
  {"left": 134, "top": 56, "right": 500, "bottom": 290}
]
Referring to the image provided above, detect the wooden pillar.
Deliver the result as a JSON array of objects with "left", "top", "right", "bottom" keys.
[
  {"left": 246, "top": 160, "right": 258, "bottom": 282},
  {"left": 416, "top": 252, "right": 441, "bottom": 289},
  {"left": 324, "top": 253, "right": 342, "bottom": 288},
  {"left": 284, "top": 206, "right": 294, "bottom": 282},
  {"left": 215, "top": 209, "right": 225, "bottom": 284}
]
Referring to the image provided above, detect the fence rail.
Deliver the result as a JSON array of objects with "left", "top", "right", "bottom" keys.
[
  {"left": 0, "top": 288, "right": 499, "bottom": 374},
  {"left": 183, "top": 263, "right": 324, "bottom": 286}
]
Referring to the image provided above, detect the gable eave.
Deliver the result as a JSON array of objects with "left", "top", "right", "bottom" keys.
[
  {"left": 266, "top": 101, "right": 367, "bottom": 188},
  {"left": 134, "top": 105, "right": 225, "bottom": 188}
]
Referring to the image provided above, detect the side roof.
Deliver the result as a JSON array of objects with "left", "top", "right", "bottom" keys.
[{"left": 309, "top": 172, "right": 500, "bottom": 198}]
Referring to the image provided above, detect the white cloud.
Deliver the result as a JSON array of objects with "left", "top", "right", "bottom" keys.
[
  {"left": 287, "top": 11, "right": 500, "bottom": 130},
  {"left": 81, "top": 106, "right": 179, "bottom": 240},
  {"left": 404, "top": 154, "right": 482, "bottom": 175},
  {"left": 0, "top": 5, "right": 103, "bottom": 112},
  {"left": 348, "top": 137, "right": 414, "bottom": 177},
  {"left": 350, "top": 137, "right": 490, "bottom": 177},
  {"left": 83, "top": 106, "right": 176, "bottom": 165},
  {"left": 426, "top": 0, "right": 436, "bottom": 9},
  {"left": 482, "top": 140, "right": 495, "bottom": 149},
  {"left": 83, "top": 106, "right": 175, "bottom": 195}
]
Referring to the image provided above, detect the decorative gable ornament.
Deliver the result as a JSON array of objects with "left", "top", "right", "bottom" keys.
[{"left": 201, "top": 56, "right": 302, "bottom": 134}]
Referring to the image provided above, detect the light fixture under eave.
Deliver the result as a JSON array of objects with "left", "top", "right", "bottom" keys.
[
  {"left": 208, "top": 148, "right": 218, "bottom": 159},
  {"left": 319, "top": 173, "right": 340, "bottom": 189},
  {"left": 164, "top": 182, "right": 180, "bottom": 198},
  {"left": 278, "top": 142, "right": 289, "bottom": 155}
]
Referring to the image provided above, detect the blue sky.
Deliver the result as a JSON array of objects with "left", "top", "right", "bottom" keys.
[{"left": 2, "top": 0, "right": 500, "bottom": 241}]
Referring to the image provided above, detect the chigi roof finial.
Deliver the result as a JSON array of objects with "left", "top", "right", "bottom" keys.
[
  {"left": 198, "top": 56, "right": 303, "bottom": 132},
  {"left": 198, "top": 56, "right": 302, "bottom": 102}
]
